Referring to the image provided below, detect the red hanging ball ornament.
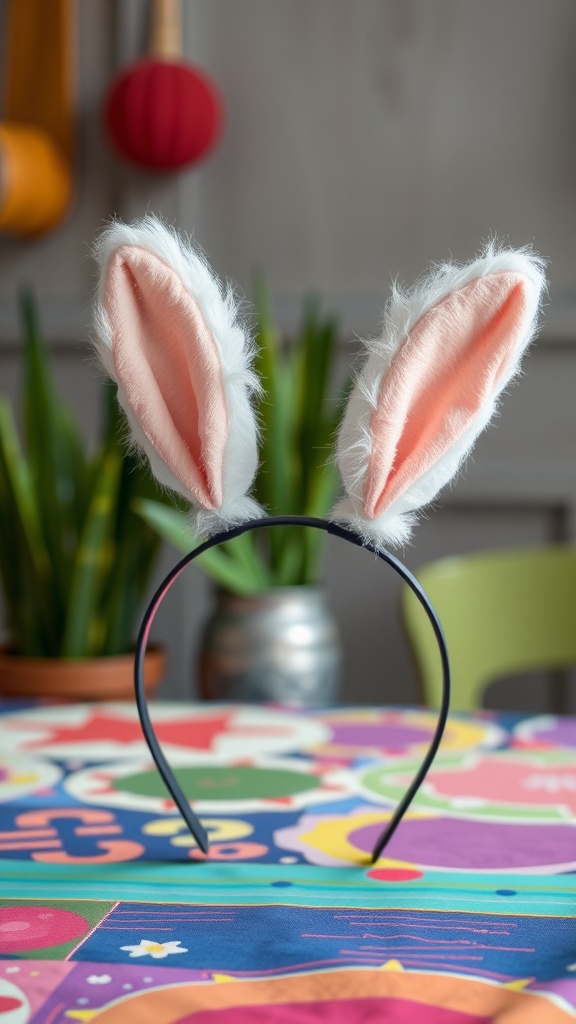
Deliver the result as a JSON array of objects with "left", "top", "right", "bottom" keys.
[
  {"left": 103, "top": 0, "right": 223, "bottom": 172},
  {"left": 105, "top": 58, "right": 222, "bottom": 171}
]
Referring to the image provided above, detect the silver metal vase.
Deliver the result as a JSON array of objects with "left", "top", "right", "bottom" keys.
[{"left": 198, "top": 585, "right": 341, "bottom": 705}]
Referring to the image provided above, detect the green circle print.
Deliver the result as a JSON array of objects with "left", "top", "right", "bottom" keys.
[{"left": 113, "top": 764, "right": 319, "bottom": 801}]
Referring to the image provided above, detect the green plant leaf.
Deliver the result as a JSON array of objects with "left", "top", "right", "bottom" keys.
[
  {"left": 0, "top": 456, "right": 21, "bottom": 640},
  {"left": 133, "top": 499, "right": 264, "bottom": 595},
  {"left": 89, "top": 392, "right": 166, "bottom": 653},
  {"left": 219, "top": 531, "right": 270, "bottom": 590},
  {"left": 0, "top": 441, "right": 34, "bottom": 652},
  {"left": 61, "top": 446, "right": 123, "bottom": 657},
  {"left": 61, "top": 412, "right": 91, "bottom": 528},
  {"left": 253, "top": 282, "right": 305, "bottom": 578},
  {"left": 295, "top": 304, "right": 338, "bottom": 508},
  {"left": 253, "top": 282, "right": 295, "bottom": 515},
  {"left": 20, "top": 290, "right": 89, "bottom": 631},
  {"left": 0, "top": 397, "right": 56, "bottom": 652},
  {"left": 101, "top": 526, "right": 161, "bottom": 655}
]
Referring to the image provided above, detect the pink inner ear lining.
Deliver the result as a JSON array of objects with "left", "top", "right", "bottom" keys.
[
  {"left": 363, "top": 272, "right": 532, "bottom": 520},
  {"left": 104, "top": 245, "right": 229, "bottom": 510}
]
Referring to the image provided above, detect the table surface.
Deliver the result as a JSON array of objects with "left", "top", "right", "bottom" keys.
[{"left": 1, "top": 701, "right": 576, "bottom": 1022}]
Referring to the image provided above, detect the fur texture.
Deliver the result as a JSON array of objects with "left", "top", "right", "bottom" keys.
[
  {"left": 93, "top": 216, "right": 263, "bottom": 535},
  {"left": 332, "top": 243, "right": 547, "bottom": 549}
]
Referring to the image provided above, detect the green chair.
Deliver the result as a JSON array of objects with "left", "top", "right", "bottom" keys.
[{"left": 402, "top": 545, "right": 576, "bottom": 711}]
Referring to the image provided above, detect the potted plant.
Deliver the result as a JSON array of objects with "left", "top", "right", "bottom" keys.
[
  {"left": 136, "top": 289, "right": 349, "bottom": 704},
  {"left": 0, "top": 292, "right": 167, "bottom": 700}
]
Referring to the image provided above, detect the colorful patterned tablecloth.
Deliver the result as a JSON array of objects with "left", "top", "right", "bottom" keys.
[{"left": 1, "top": 701, "right": 576, "bottom": 1021}]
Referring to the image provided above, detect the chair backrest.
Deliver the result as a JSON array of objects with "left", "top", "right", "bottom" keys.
[{"left": 402, "top": 545, "right": 576, "bottom": 711}]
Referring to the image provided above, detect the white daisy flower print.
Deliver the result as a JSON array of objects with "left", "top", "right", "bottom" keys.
[{"left": 120, "top": 938, "right": 188, "bottom": 959}]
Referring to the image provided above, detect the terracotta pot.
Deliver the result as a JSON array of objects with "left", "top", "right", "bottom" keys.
[{"left": 0, "top": 646, "right": 166, "bottom": 702}]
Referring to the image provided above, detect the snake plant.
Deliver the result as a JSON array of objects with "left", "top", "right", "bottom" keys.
[
  {"left": 0, "top": 292, "right": 165, "bottom": 657},
  {"left": 135, "top": 289, "right": 348, "bottom": 595}
]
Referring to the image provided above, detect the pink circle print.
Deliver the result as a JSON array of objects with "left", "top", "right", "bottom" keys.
[
  {"left": 177, "top": 997, "right": 488, "bottom": 1023},
  {"left": 0, "top": 905, "right": 88, "bottom": 952}
]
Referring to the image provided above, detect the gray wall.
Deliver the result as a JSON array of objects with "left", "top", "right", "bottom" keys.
[{"left": 1, "top": 0, "right": 576, "bottom": 710}]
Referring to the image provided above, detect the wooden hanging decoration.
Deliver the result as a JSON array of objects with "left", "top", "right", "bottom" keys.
[{"left": 104, "top": 0, "right": 223, "bottom": 172}]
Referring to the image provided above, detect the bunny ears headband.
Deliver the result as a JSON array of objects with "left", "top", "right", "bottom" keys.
[
  {"left": 93, "top": 216, "right": 545, "bottom": 550},
  {"left": 93, "top": 216, "right": 545, "bottom": 861}
]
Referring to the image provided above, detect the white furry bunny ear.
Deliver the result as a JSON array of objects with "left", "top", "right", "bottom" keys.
[
  {"left": 93, "top": 216, "right": 262, "bottom": 533},
  {"left": 332, "top": 245, "right": 546, "bottom": 548}
]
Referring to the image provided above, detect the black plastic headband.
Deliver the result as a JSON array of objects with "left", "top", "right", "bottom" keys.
[{"left": 134, "top": 515, "right": 450, "bottom": 863}]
